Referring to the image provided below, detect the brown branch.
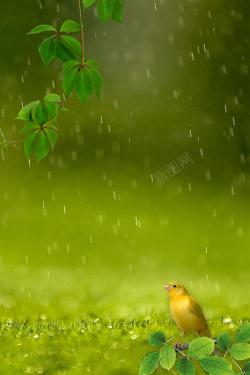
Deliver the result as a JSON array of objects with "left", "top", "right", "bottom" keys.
[{"left": 79, "top": 0, "right": 84, "bottom": 64}]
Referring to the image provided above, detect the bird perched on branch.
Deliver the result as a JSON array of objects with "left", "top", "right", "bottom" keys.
[{"left": 165, "top": 282, "right": 219, "bottom": 355}]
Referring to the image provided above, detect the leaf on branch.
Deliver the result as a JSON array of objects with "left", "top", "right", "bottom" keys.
[
  {"left": 244, "top": 361, "right": 250, "bottom": 375},
  {"left": 15, "top": 101, "right": 39, "bottom": 121},
  {"left": 236, "top": 322, "right": 250, "bottom": 344},
  {"left": 34, "top": 130, "right": 50, "bottom": 163},
  {"left": 111, "top": 0, "right": 124, "bottom": 24},
  {"left": 187, "top": 337, "right": 214, "bottom": 358},
  {"left": 31, "top": 102, "right": 49, "bottom": 125},
  {"left": 43, "top": 101, "right": 60, "bottom": 124},
  {"left": 139, "top": 351, "right": 160, "bottom": 375},
  {"left": 63, "top": 66, "right": 79, "bottom": 98},
  {"left": 44, "top": 129, "right": 57, "bottom": 150},
  {"left": 54, "top": 39, "right": 78, "bottom": 62},
  {"left": 82, "top": 0, "right": 96, "bottom": 8},
  {"left": 39, "top": 37, "right": 56, "bottom": 66},
  {"left": 229, "top": 343, "right": 250, "bottom": 360},
  {"left": 60, "top": 35, "right": 82, "bottom": 58},
  {"left": 159, "top": 344, "right": 176, "bottom": 370},
  {"left": 148, "top": 332, "right": 166, "bottom": 347},
  {"left": 217, "top": 333, "right": 231, "bottom": 351},
  {"left": 24, "top": 130, "right": 39, "bottom": 158},
  {"left": 76, "top": 69, "right": 93, "bottom": 105},
  {"left": 60, "top": 19, "right": 82, "bottom": 32},
  {"left": 199, "top": 356, "right": 233, "bottom": 375},
  {"left": 97, "top": 0, "right": 114, "bottom": 25},
  {"left": 176, "top": 357, "right": 195, "bottom": 375},
  {"left": 43, "top": 93, "right": 61, "bottom": 103},
  {"left": 63, "top": 60, "right": 80, "bottom": 76},
  {"left": 19, "top": 122, "right": 40, "bottom": 134},
  {"left": 28, "top": 24, "right": 57, "bottom": 35},
  {"left": 97, "top": 0, "right": 123, "bottom": 25},
  {"left": 85, "top": 59, "right": 99, "bottom": 71},
  {"left": 86, "top": 67, "right": 103, "bottom": 99}
]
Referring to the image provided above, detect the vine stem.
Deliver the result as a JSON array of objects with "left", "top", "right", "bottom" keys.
[{"left": 78, "top": 0, "right": 84, "bottom": 64}]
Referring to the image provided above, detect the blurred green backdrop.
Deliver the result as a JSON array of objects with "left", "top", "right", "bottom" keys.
[{"left": 0, "top": 0, "right": 249, "bottom": 374}]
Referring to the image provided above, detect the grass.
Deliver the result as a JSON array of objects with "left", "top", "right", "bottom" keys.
[{"left": 0, "top": 317, "right": 247, "bottom": 375}]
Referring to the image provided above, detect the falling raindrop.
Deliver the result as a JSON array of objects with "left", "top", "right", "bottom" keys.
[{"left": 205, "top": 170, "right": 211, "bottom": 181}]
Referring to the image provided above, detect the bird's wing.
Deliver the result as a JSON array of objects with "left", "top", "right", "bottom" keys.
[{"left": 188, "top": 296, "right": 207, "bottom": 323}]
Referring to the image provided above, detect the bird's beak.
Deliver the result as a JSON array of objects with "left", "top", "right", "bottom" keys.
[{"left": 164, "top": 285, "right": 170, "bottom": 291}]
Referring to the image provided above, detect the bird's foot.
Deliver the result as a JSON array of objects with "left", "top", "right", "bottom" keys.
[{"left": 173, "top": 341, "right": 180, "bottom": 349}]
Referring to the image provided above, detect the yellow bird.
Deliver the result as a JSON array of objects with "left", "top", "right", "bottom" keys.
[{"left": 165, "top": 282, "right": 213, "bottom": 347}]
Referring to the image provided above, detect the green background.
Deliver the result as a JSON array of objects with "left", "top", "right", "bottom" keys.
[{"left": 0, "top": 0, "right": 249, "bottom": 374}]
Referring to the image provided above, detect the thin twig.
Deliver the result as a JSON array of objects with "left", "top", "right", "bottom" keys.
[
  {"left": 231, "top": 356, "right": 244, "bottom": 373},
  {"left": 49, "top": 103, "right": 65, "bottom": 123},
  {"left": 79, "top": 0, "right": 84, "bottom": 64}
]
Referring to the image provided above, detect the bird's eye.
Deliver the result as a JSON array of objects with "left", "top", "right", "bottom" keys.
[{"left": 173, "top": 284, "right": 177, "bottom": 288}]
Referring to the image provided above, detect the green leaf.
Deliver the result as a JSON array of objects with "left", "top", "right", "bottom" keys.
[
  {"left": 76, "top": 69, "right": 93, "bottom": 105},
  {"left": 86, "top": 67, "right": 103, "bottom": 99},
  {"left": 15, "top": 101, "right": 39, "bottom": 121},
  {"left": 43, "top": 101, "right": 60, "bottom": 123},
  {"left": 31, "top": 102, "right": 48, "bottom": 125},
  {"left": 19, "top": 122, "right": 39, "bottom": 134},
  {"left": 60, "top": 19, "right": 81, "bottom": 32},
  {"left": 139, "top": 351, "right": 160, "bottom": 375},
  {"left": 148, "top": 332, "right": 166, "bottom": 347},
  {"left": 43, "top": 93, "right": 61, "bottom": 103},
  {"left": 63, "top": 67, "right": 79, "bottom": 98},
  {"left": 28, "top": 24, "right": 57, "bottom": 35},
  {"left": 236, "top": 322, "right": 250, "bottom": 344},
  {"left": 82, "top": 0, "right": 96, "bottom": 8},
  {"left": 230, "top": 343, "right": 250, "bottom": 360},
  {"left": 160, "top": 344, "right": 176, "bottom": 370},
  {"left": 34, "top": 131, "right": 50, "bottom": 163},
  {"left": 187, "top": 337, "right": 214, "bottom": 358},
  {"left": 54, "top": 39, "right": 78, "bottom": 62},
  {"left": 44, "top": 129, "right": 57, "bottom": 150},
  {"left": 39, "top": 37, "right": 56, "bottom": 66},
  {"left": 199, "top": 357, "right": 233, "bottom": 375},
  {"left": 97, "top": 0, "right": 114, "bottom": 25},
  {"left": 85, "top": 59, "right": 99, "bottom": 71},
  {"left": 176, "top": 357, "right": 195, "bottom": 375},
  {"left": 60, "top": 35, "right": 82, "bottom": 58},
  {"left": 244, "top": 361, "right": 250, "bottom": 375},
  {"left": 217, "top": 333, "right": 231, "bottom": 351},
  {"left": 63, "top": 60, "right": 80, "bottom": 76},
  {"left": 43, "top": 121, "right": 57, "bottom": 131},
  {"left": 24, "top": 130, "right": 39, "bottom": 158},
  {"left": 111, "top": 0, "right": 124, "bottom": 24}
]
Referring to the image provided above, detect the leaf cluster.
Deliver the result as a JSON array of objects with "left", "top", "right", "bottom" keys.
[
  {"left": 12, "top": 0, "right": 124, "bottom": 162},
  {"left": 139, "top": 322, "right": 250, "bottom": 375},
  {"left": 16, "top": 94, "right": 65, "bottom": 162}
]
